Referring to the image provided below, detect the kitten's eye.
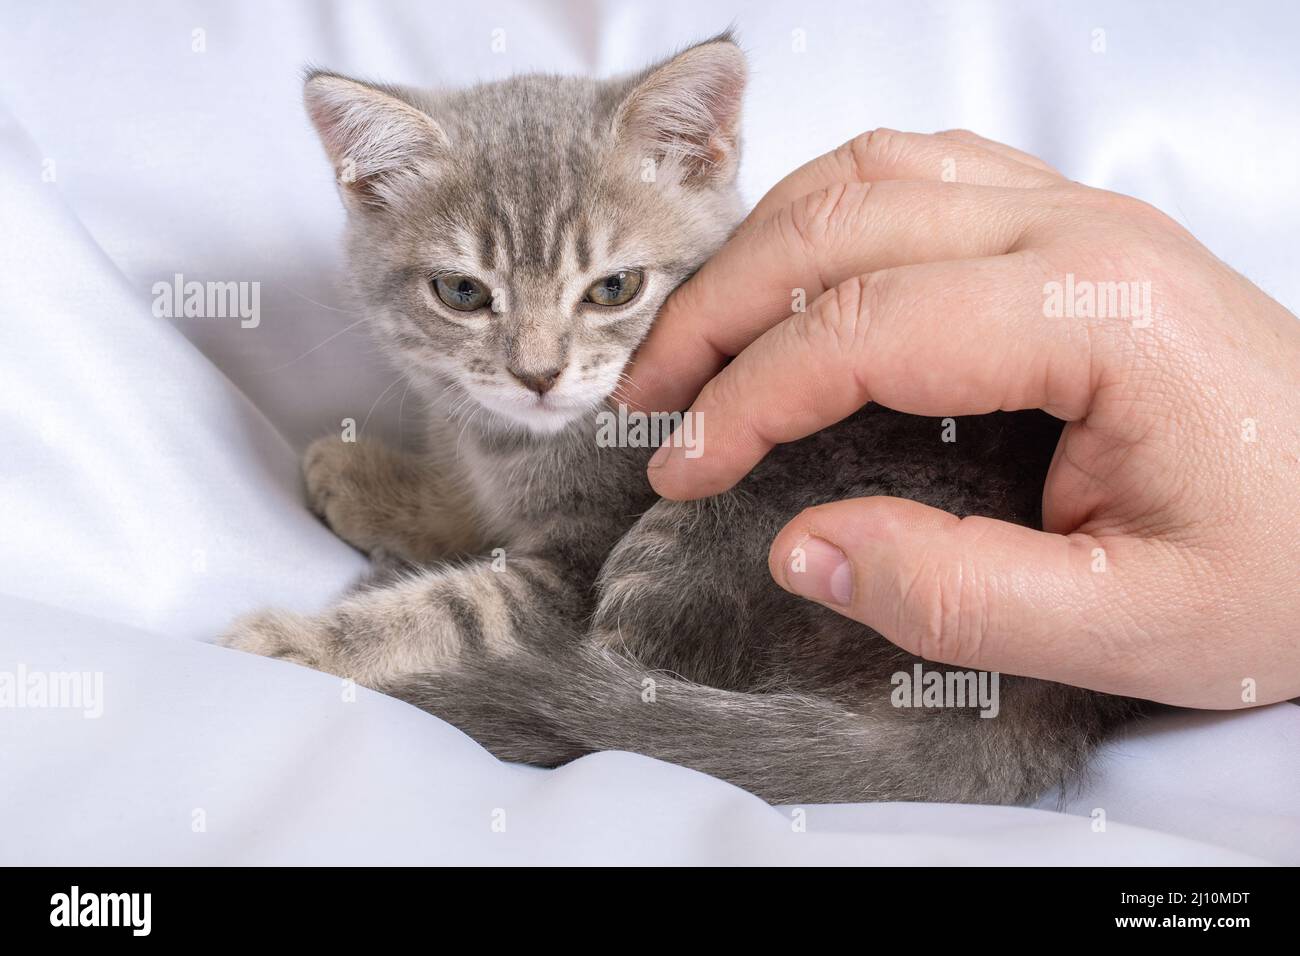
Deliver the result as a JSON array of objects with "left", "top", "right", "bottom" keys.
[
  {"left": 584, "top": 270, "right": 643, "bottom": 307},
  {"left": 433, "top": 274, "right": 491, "bottom": 312}
]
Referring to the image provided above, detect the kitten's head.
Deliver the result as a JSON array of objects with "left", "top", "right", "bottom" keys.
[{"left": 305, "top": 35, "right": 746, "bottom": 434}]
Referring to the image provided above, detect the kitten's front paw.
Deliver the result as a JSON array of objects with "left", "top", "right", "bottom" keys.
[
  {"left": 303, "top": 436, "right": 381, "bottom": 554},
  {"left": 219, "top": 609, "right": 336, "bottom": 673}
]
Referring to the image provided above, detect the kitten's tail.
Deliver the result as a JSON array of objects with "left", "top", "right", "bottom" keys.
[{"left": 384, "top": 645, "right": 1125, "bottom": 805}]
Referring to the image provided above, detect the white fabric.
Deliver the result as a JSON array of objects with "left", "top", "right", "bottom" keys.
[{"left": 1, "top": 0, "right": 1296, "bottom": 865}]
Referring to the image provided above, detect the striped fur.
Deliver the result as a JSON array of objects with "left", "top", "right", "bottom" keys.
[{"left": 221, "top": 36, "right": 1138, "bottom": 805}]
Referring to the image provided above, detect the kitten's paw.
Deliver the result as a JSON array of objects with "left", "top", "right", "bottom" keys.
[
  {"left": 302, "top": 435, "right": 353, "bottom": 516},
  {"left": 301, "top": 435, "right": 462, "bottom": 567},
  {"left": 218, "top": 609, "right": 337, "bottom": 673},
  {"left": 303, "top": 436, "right": 382, "bottom": 554}
]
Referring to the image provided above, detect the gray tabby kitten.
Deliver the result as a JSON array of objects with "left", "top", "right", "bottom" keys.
[{"left": 222, "top": 35, "right": 1137, "bottom": 804}]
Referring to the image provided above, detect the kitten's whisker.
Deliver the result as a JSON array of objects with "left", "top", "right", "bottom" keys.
[
  {"left": 609, "top": 374, "right": 646, "bottom": 408},
  {"left": 614, "top": 370, "right": 643, "bottom": 392},
  {"left": 397, "top": 380, "right": 412, "bottom": 452},
  {"left": 285, "top": 287, "right": 364, "bottom": 316},
  {"left": 258, "top": 316, "right": 370, "bottom": 373},
  {"left": 429, "top": 381, "right": 459, "bottom": 411},
  {"left": 446, "top": 391, "right": 476, "bottom": 420},
  {"left": 360, "top": 375, "right": 404, "bottom": 435},
  {"left": 454, "top": 406, "right": 482, "bottom": 459},
  {"left": 610, "top": 381, "right": 645, "bottom": 406}
]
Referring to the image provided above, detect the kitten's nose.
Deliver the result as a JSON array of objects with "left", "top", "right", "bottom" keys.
[{"left": 508, "top": 366, "right": 563, "bottom": 396}]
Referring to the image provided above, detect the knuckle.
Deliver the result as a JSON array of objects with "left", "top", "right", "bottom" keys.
[
  {"left": 837, "top": 132, "right": 870, "bottom": 182},
  {"left": 804, "top": 274, "right": 867, "bottom": 356},
  {"left": 842, "top": 128, "right": 899, "bottom": 181},
  {"left": 805, "top": 271, "right": 894, "bottom": 364},
  {"left": 1072, "top": 185, "right": 1176, "bottom": 226},
  {"left": 781, "top": 183, "right": 846, "bottom": 253},
  {"left": 780, "top": 186, "right": 833, "bottom": 252},
  {"left": 783, "top": 182, "right": 874, "bottom": 254},
  {"left": 1109, "top": 191, "right": 1171, "bottom": 221},
  {"left": 899, "top": 542, "right": 990, "bottom": 666},
  {"left": 1115, "top": 196, "right": 1190, "bottom": 244}
]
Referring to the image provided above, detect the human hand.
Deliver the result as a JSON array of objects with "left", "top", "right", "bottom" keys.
[{"left": 627, "top": 129, "right": 1300, "bottom": 708}]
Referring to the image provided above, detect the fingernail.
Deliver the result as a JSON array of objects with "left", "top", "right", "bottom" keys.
[{"left": 784, "top": 536, "right": 853, "bottom": 607}]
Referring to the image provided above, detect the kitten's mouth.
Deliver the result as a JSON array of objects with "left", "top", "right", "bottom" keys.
[
  {"left": 530, "top": 393, "right": 581, "bottom": 412},
  {"left": 466, "top": 385, "right": 595, "bottom": 434}
]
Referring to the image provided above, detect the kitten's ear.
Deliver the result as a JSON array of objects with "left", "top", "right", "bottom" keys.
[
  {"left": 613, "top": 33, "right": 747, "bottom": 187},
  {"left": 303, "top": 71, "right": 450, "bottom": 211}
]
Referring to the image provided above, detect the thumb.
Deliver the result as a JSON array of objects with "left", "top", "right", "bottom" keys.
[{"left": 768, "top": 496, "right": 1120, "bottom": 686}]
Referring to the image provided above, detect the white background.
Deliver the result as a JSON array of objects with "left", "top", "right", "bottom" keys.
[{"left": 1, "top": 0, "right": 1296, "bottom": 864}]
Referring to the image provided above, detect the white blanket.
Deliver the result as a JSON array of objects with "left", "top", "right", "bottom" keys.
[{"left": 2, "top": 0, "right": 1297, "bottom": 865}]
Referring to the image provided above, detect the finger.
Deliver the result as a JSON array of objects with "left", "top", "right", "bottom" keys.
[
  {"left": 625, "top": 180, "right": 1050, "bottom": 415},
  {"left": 647, "top": 255, "right": 1094, "bottom": 501},
  {"left": 933, "top": 129, "right": 1064, "bottom": 177},
  {"left": 766, "top": 496, "right": 1149, "bottom": 696},
  {"left": 743, "top": 128, "right": 1060, "bottom": 227}
]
